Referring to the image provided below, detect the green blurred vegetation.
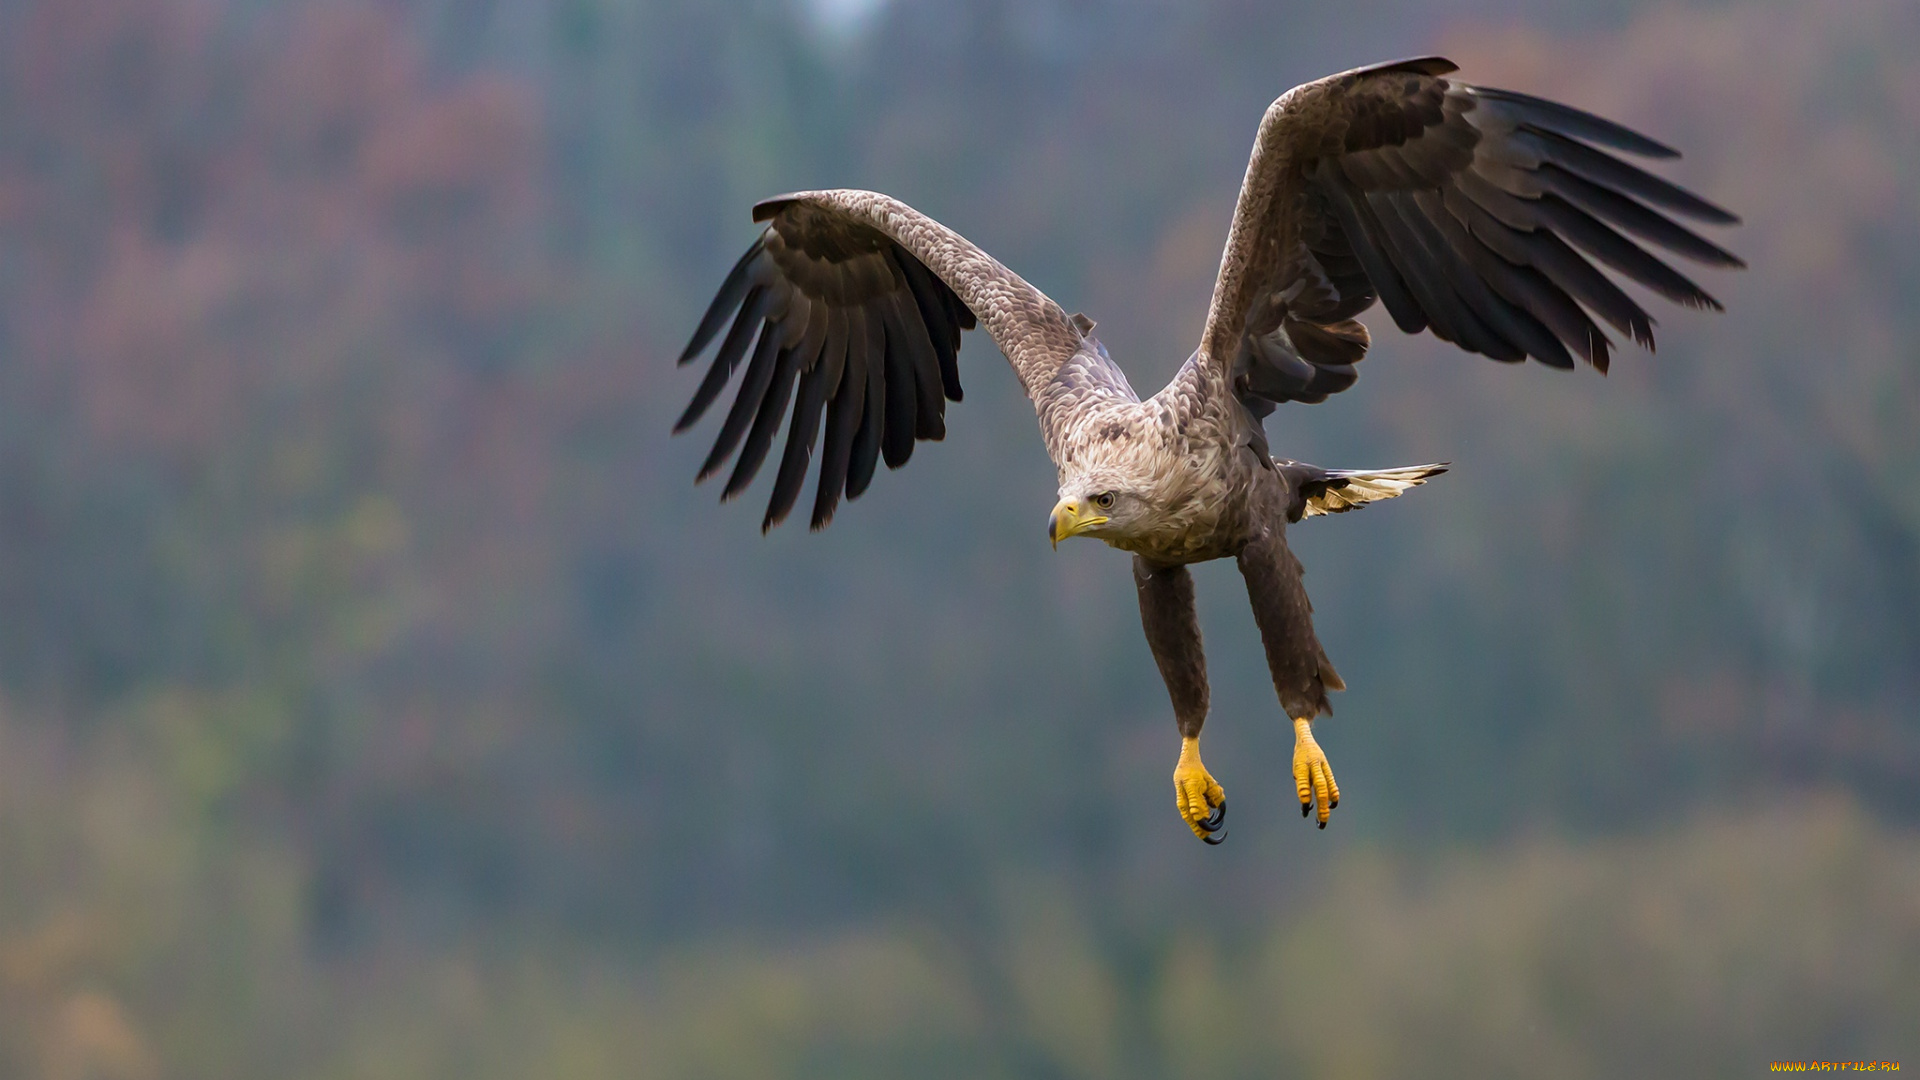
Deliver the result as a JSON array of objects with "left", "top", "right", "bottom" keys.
[
  {"left": 7, "top": 728, "right": 1915, "bottom": 1077},
  {"left": 0, "top": 0, "right": 1915, "bottom": 1074}
]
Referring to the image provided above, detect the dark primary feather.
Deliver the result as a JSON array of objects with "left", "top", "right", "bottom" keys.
[
  {"left": 1532, "top": 166, "right": 1743, "bottom": 268},
  {"left": 764, "top": 305, "right": 851, "bottom": 529},
  {"left": 898, "top": 253, "right": 965, "bottom": 403},
  {"left": 725, "top": 326, "right": 808, "bottom": 503},
  {"left": 679, "top": 238, "right": 765, "bottom": 364},
  {"left": 676, "top": 285, "right": 773, "bottom": 432},
  {"left": 879, "top": 297, "right": 922, "bottom": 468},
  {"left": 1387, "top": 189, "right": 1534, "bottom": 363},
  {"left": 886, "top": 282, "right": 947, "bottom": 441},
  {"left": 1415, "top": 188, "right": 1578, "bottom": 367},
  {"left": 1467, "top": 86, "right": 1679, "bottom": 159},
  {"left": 1504, "top": 127, "right": 1739, "bottom": 225},
  {"left": 1205, "top": 55, "right": 1742, "bottom": 414},
  {"left": 845, "top": 334, "right": 886, "bottom": 501},
  {"left": 676, "top": 201, "right": 981, "bottom": 530},
  {"left": 811, "top": 307, "right": 870, "bottom": 530},
  {"left": 697, "top": 320, "right": 784, "bottom": 480},
  {"left": 1442, "top": 183, "right": 1647, "bottom": 346},
  {"left": 1313, "top": 164, "right": 1426, "bottom": 335}
]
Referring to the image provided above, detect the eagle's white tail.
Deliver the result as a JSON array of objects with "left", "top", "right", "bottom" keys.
[{"left": 1276, "top": 460, "right": 1449, "bottom": 521}]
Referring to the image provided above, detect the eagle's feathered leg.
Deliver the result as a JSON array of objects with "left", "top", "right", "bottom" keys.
[
  {"left": 1237, "top": 526, "right": 1343, "bottom": 828},
  {"left": 1133, "top": 556, "right": 1226, "bottom": 844}
]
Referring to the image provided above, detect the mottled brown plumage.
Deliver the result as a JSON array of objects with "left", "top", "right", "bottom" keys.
[{"left": 675, "top": 56, "right": 1740, "bottom": 839}]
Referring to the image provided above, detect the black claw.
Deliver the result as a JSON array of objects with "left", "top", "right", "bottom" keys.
[
  {"left": 1201, "top": 800, "right": 1226, "bottom": 832},
  {"left": 1317, "top": 820, "right": 1326, "bottom": 830},
  {"left": 1202, "top": 829, "right": 1228, "bottom": 845},
  {"left": 1301, "top": 802, "right": 1310, "bottom": 817},
  {"left": 1330, "top": 798, "right": 1338, "bottom": 809}
]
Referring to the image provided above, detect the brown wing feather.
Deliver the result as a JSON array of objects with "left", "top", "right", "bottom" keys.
[
  {"left": 1200, "top": 56, "right": 1742, "bottom": 407},
  {"left": 677, "top": 190, "right": 1083, "bottom": 531}
]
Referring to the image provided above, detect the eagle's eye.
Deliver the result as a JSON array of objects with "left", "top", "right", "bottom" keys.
[{"left": 1093, "top": 491, "right": 1116, "bottom": 510}]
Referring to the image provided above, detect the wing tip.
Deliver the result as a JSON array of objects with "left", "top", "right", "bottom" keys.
[
  {"left": 721, "top": 463, "right": 757, "bottom": 504},
  {"left": 1694, "top": 204, "right": 1743, "bottom": 228},
  {"left": 695, "top": 450, "right": 727, "bottom": 483}
]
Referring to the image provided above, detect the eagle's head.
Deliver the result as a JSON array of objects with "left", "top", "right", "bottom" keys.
[
  {"left": 1048, "top": 466, "right": 1161, "bottom": 549},
  {"left": 1043, "top": 390, "right": 1190, "bottom": 552}
]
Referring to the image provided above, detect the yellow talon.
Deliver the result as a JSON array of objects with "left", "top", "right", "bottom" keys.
[
  {"left": 1173, "top": 736, "right": 1227, "bottom": 842},
  {"left": 1292, "top": 717, "right": 1340, "bottom": 828}
]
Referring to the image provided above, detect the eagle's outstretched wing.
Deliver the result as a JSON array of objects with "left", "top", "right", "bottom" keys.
[
  {"left": 675, "top": 190, "right": 1085, "bottom": 531},
  {"left": 1198, "top": 56, "right": 1742, "bottom": 410}
]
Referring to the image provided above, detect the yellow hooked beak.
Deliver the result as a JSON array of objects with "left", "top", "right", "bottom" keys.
[{"left": 1048, "top": 497, "right": 1109, "bottom": 549}]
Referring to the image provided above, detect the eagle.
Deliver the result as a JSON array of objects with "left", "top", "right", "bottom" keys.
[{"left": 673, "top": 57, "right": 1740, "bottom": 842}]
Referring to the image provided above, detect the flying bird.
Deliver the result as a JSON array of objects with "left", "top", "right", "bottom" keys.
[{"left": 673, "top": 57, "right": 1741, "bottom": 842}]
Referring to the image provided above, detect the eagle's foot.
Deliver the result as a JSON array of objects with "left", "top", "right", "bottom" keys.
[
  {"left": 1292, "top": 717, "right": 1339, "bottom": 829},
  {"left": 1174, "top": 736, "right": 1227, "bottom": 844}
]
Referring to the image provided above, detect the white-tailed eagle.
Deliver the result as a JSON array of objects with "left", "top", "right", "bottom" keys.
[{"left": 674, "top": 57, "right": 1741, "bottom": 841}]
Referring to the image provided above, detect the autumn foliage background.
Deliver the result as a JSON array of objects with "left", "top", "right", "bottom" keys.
[{"left": 0, "top": 0, "right": 1916, "bottom": 1076}]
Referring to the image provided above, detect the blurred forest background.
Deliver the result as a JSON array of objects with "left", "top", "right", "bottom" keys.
[{"left": 0, "top": 0, "right": 1916, "bottom": 1075}]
